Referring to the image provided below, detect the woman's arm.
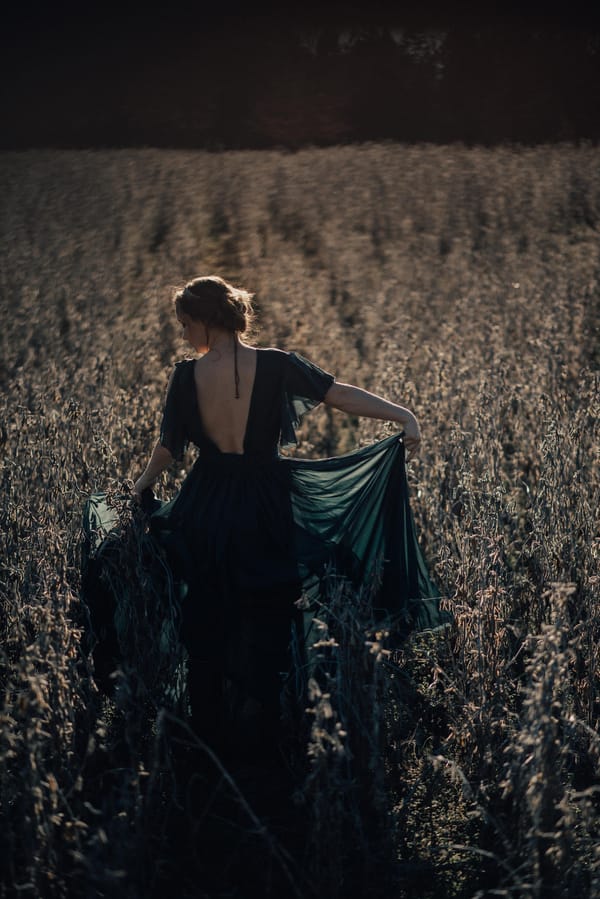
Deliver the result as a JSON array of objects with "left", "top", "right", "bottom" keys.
[
  {"left": 133, "top": 441, "right": 174, "bottom": 500},
  {"left": 323, "top": 381, "right": 421, "bottom": 455}
]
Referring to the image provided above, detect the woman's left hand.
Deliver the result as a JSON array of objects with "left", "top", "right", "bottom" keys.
[{"left": 132, "top": 479, "right": 145, "bottom": 504}]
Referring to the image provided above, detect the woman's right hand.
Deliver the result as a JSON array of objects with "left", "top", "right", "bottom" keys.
[{"left": 402, "top": 414, "right": 421, "bottom": 458}]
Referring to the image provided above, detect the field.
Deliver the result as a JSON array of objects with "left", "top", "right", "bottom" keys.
[{"left": 1, "top": 143, "right": 599, "bottom": 898}]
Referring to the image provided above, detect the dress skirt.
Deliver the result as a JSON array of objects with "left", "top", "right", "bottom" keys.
[{"left": 82, "top": 433, "right": 451, "bottom": 727}]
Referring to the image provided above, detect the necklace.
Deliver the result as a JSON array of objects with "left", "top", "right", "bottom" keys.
[{"left": 233, "top": 335, "right": 240, "bottom": 399}]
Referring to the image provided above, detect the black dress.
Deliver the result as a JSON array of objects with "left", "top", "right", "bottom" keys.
[{"left": 83, "top": 349, "right": 451, "bottom": 741}]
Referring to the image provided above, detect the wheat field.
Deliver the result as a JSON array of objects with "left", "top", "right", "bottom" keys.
[{"left": 1, "top": 143, "right": 599, "bottom": 898}]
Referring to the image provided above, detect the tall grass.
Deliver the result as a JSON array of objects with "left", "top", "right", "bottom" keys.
[{"left": 0, "top": 143, "right": 598, "bottom": 897}]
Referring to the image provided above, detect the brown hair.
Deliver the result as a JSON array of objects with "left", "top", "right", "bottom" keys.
[{"left": 173, "top": 275, "right": 255, "bottom": 335}]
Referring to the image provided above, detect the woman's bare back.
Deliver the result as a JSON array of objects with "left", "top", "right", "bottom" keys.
[{"left": 193, "top": 343, "right": 257, "bottom": 454}]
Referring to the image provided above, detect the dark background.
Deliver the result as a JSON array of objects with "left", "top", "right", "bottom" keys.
[{"left": 2, "top": 2, "right": 600, "bottom": 148}]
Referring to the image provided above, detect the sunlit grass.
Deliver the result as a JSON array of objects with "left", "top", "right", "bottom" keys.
[{"left": 0, "top": 142, "right": 598, "bottom": 897}]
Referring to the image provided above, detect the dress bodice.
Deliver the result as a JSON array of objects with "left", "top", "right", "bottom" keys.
[{"left": 159, "top": 348, "right": 335, "bottom": 461}]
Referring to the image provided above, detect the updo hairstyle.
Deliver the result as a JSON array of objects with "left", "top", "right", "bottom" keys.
[{"left": 174, "top": 276, "right": 255, "bottom": 335}]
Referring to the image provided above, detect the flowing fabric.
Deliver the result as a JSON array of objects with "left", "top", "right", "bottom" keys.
[{"left": 82, "top": 349, "right": 451, "bottom": 727}]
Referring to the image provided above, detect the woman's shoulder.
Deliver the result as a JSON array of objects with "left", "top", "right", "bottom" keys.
[
  {"left": 254, "top": 346, "right": 292, "bottom": 370},
  {"left": 165, "top": 358, "right": 195, "bottom": 391},
  {"left": 255, "top": 346, "right": 289, "bottom": 357},
  {"left": 170, "top": 358, "right": 196, "bottom": 378},
  {"left": 256, "top": 347, "right": 333, "bottom": 380},
  {"left": 255, "top": 347, "right": 307, "bottom": 364}
]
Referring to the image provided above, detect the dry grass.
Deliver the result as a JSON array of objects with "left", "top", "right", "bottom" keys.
[{"left": 0, "top": 143, "right": 599, "bottom": 897}]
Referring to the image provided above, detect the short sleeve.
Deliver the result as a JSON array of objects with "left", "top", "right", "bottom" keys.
[
  {"left": 280, "top": 352, "right": 335, "bottom": 448},
  {"left": 159, "top": 363, "right": 189, "bottom": 461}
]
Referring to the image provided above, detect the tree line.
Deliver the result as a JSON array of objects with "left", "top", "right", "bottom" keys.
[{"left": 2, "top": 19, "right": 599, "bottom": 147}]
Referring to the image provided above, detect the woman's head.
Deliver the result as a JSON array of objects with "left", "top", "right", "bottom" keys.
[{"left": 173, "top": 276, "right": 255, "bottom": 336}]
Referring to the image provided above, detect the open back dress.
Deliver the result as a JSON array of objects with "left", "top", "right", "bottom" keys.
[{"left": 83, "top": 349, "right": 451, "bottom": 731}]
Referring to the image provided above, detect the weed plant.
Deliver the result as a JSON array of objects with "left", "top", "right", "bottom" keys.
[{"left": 0, "top": 143, "right": 598, "bottom": 897}]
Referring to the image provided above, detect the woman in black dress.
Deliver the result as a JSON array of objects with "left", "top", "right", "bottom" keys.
[{"left": 128, "top": 275, "right": 448, "bottom": 747}]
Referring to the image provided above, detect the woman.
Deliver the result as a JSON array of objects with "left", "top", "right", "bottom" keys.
[{"left": 125, "top": 275, "right": 449, "bottom": 747}]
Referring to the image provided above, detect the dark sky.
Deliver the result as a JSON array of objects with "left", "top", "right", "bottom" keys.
[{"left": 2, "top": 2, "right": 599, "bottom": 148}]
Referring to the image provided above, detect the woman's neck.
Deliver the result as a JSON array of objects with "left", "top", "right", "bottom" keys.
[{"left": 204, "top": 331, "right": 239, "bottom": 355}]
